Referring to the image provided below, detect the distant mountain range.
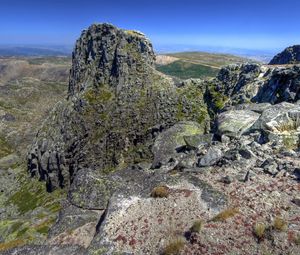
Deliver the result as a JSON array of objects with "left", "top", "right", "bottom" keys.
[
  {"left": 0, "top": 45, "right": 72, "bottom": 57},
  {"left": 154, "top": 44, "right": 278, "bottom": 63},
  {"left": 0, "top": 44, "right": 277, "bottom": 63}
]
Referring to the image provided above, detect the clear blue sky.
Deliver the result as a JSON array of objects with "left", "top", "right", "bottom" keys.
[{"left": 1, "top": 0, "right": 299, "bottom": 51}]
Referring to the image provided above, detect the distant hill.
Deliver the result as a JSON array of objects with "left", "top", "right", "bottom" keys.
[
  {"left": 0, "top": 46, "right": 71, "bottom": 57},
  {"left": 156, "top": 51, "right": 258, "bottom": 79},
  {"left": 269, "top": 45, "right": 300, "bottom": 65}
]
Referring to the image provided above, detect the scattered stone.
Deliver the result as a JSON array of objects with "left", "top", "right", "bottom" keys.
[
  {"left": 198, "top": 147, "right": 223, "bottom": 167},
  {"left": 183, "top": 134, "right": 213, "bottom": 150},
  {"left": 291, "top": 197, "right": 300, "bottom": 207},
  {"left": 152, "top": 122, "right": 204, "bottom": 169},
  {"left": 262, "top": 159, "right": 278, "bottom": 175},
  {"left": 220, "top": 175, "right": 233, "bottom": 184}
]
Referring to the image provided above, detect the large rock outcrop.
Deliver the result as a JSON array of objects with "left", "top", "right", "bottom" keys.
[
  {"left": 27, "top": 23, "right": 210, "bottom": 201},
  {"left": 207, "top": 63, "right": 300, "bottom": 106},
  {"left": 269, "top": 45, "right": 300, "bottom": 65}
]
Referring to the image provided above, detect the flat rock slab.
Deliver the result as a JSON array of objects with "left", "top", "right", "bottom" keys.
[
  {"left": 47, "top": 201, "right": 102, "bottom": 248},
  {"left": 88, "top": 174, "right": 227, "bottom": 255},
  {"left": 217, "top": 110, "right": 260, "bottom": 138}
]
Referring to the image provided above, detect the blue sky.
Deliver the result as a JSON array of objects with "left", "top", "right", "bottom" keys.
[{"left": 1, "top": 0, "right": 299, "bottom": 52}]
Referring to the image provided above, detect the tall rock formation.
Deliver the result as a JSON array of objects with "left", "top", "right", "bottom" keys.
[{"left": 27, "top": 23, "right": 210, "bottom": 207}]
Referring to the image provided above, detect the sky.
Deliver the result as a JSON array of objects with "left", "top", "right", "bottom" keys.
[{"left": 1, "top": 0, "right": 300, "bottom": 52}]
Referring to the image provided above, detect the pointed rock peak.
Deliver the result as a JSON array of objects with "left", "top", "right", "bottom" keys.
[
  {"left": 269, "top": 45, "right": 300, "bottom": 65},
  {"left": 68, "top": 23, "right": 156, "bottom": 96}
]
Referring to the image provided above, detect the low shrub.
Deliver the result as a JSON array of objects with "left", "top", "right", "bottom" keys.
[{"left": 151, "top": 185, "right": 170, "bottom": 198}]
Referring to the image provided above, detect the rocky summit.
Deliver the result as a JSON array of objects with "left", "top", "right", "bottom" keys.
[
  {"left": 269, "top": 45, "right": 300, "bottom": 65},
  {"left": 1, "top": 24, "right": 300, "bottom": 255}
]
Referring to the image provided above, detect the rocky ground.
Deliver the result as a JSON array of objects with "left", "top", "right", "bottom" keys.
[
  {"left": 0, "top": 57, "right": 70, "bottom": 251},
  {"left": 1, "top": 25, "right": 300, "bottom": 255}
]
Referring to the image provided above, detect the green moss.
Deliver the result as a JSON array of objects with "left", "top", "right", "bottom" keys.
[
  {"left": 84, "top": 85, "right": 114, "bottom": 105},
  {"left": 35, "top": 218, "right": 55, "bottom": 234},
  {"left": 6, "top": 174, "right": 65, "bottom": 215},
  {"left": 0, "top": 136, "right": 13, "bottom": 158},
  {"left": 10, "top": 221, "right": 24, "bottom": 234},
  {"left": 16, "top": 227, "right": 29, "bottom": 238},
  {"left": 175, "top": 85, "right": 210, "bottom": 132},
  {"left": 0, "top": 172, "right": 65, "bottom": 247},
  {"left": 207, "top": 83, "right": 228, "bottom": 111}
]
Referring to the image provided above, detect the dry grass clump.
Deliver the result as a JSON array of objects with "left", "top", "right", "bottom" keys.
[
  {"left": 163, "top": 237, "right": 185, "bottom": 255},
  {"left": 211, "top": 207, "right": 239, "bottom": 222},
  {"left": 253, "top": 222, "right": 266, "bottom": 241},
  {"left": 151, "top": 185, "right": 170, "bottom": 198},
  {"left": 294, "top": 233, "right": 300, "bottom": 245},
  {"left": 190, "top": 220, "right": 203, "bottom": 233},
  {"left": 273, "top": 217, "right": 288, "bottom": 232},
  {"left": 0, "top": 239, "right": 25, "bottom": 251},
  {"left": 275, "top": 117, "right": 300, "bottom": 133}
]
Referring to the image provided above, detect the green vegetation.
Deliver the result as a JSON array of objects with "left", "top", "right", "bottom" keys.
[
  {"left": 175, "top": 84, "right": 210, "bottom": 131},
  {"left": 165, "top": 51, "right": 254, "bottom": 68},
  {"left": 0, "top": 136, "right": 13, "bottom": 158},
  {"left": 190, "top": 220, "right": 203, "bottom": 233},
  {"left": 6, "top": 176, "right": 64, "bottom": 214},
  {"left": 207, "top": 82, "right": 229, "bottom": 111},
  {"left": 156, "top": 60, "right": 218, "bottom": 79},
  {"left": 0, "top": 172, "right": 66, "bottom": 251},
  {"left": 84, "top": 86, "right": 114, "bottom": 105}
]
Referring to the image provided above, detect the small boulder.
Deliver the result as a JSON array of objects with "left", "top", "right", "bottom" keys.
[
  {"left": 183, "top": 134, "right": 213, "bottom": 150},
  {"left": 198, "top": 147, "right": 223, "bottom": 167},
  {"left": 217, "top": 110, "right": 260, "bottom": 138},
  {"left": 151, "top": 121, "right": 204, "bottom": 169}
]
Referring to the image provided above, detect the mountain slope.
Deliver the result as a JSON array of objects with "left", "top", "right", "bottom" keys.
[{"left": 156, "top": 51, "right": 258, "bottom": 79}]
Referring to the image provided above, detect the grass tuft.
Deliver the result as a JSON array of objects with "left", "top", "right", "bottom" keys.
[
  {"left": 294, "top": 233, "right": 300, "bottom": 245},
  {"left": 151, "top": 185, "right": 170, "bottom": 198},
  {"left": 163, "top": 237, "right": 185, "bottom": 255},
  {"left": 253, "top": 222, "right": 266, "bottom": 241},
  {"left": 0, "top": 239, "right": 25, "bottom": 251},
  {"left": 211, "top": 207, "right": 239, "bottom": 222},
  {"left": 273, "top": 217, "right": 287, "bottom": 232},
  {"left": 190, "top": 220, "right": 203, "bottom": 233}
]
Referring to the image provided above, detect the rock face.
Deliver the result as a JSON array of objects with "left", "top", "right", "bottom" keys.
[
  {"left": 17, "top": 25, "right": 300, "bottom": 255},
  {"left": 27, "top": 23, "right": 210, "bottom": 198},
  {"left": 211, "top": 63, "right": 300, "bottom": 105},
  {"left": 269, "top": 45, "right": 300, "bottom": 65}
]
